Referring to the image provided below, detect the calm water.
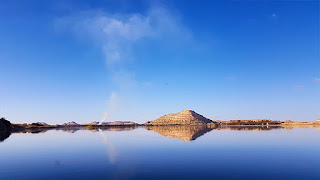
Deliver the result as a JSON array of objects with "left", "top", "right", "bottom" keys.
[{"left": 0, "top": 126, "right": 319, "bottom": 180}]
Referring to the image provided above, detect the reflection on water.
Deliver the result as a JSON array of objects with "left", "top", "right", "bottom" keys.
[
  {"left": 98, "top": 129, "right": 118, "bottom": 164},
  {"left": 0, "top": 126, "right": 140, "bottom": 143},
  {"left": 216, "top": 125, "right": 283, "bottom": 131},
  {"left": 1, "top": 125, "right": 320, "bottom": 180},
  {"left": 4, "top": 125, "right": 286, "bottom": 142},
  {"left": 12, "top": 128, "right": 51, "bottom": 134},
  {"left": 146, "top": 126, "right": 213, "bottom": 141},
  {"left": 146, "top": 125, "right": 287, "bottom": 141},
  {"left": 3, "top": 125, "right": 319, "bottom": 143},
  {"left": 9, "top": 126, "right": 138, "bottom": 134},
  {"left": 0, "top": 130, "right": 10, "bottom": 142},
  {"left": 87, "top": 126, "right": 137, "bottom": 132}
]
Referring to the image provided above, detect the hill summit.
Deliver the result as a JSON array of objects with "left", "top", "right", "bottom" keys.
[{"left": 145, "top": 110, "right": 214, "bottom": 125}]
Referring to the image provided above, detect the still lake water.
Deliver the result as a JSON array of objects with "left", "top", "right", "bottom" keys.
[{"left": 0, "top": 126, "right": 319, "bottom": 180}]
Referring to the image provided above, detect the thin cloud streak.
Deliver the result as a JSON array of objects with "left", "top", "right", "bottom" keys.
[
  {"left": 294, "top": 85, "right": 304, "bottom": 89},
  {"left": 313, "top": 78, "right": 320, "bottom": 82}
]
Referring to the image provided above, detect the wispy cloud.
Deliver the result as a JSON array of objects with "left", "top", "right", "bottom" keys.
[
  {"left": 56, "top": 7, "right": 191, "bottom": 67},
  {"left": 100, "top": 92, "right": 118, "bottom": 124},
  {"left": 271, "top": 13, "right": 278, "bottom": 19},
  {"left": 225, "top": 76, "right": 237, "bottom": 81},
  {"left": 56, "top": 6, "right": 192, "bottom": 122},
  {"left": 313, "top": 78, "right": 320, "bottom": 82},
  {"left": 294, "top": 85, "right": 304, "bottom": 89},
  {"left": 81, "top": 13, "right": 153, "bottom": 66}
]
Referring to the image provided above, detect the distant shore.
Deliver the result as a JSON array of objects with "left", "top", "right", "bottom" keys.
[
  {"left": 11, "top": 123, "right": 141, "bottom": 130},
  {"left": 2, "top": 116, "right": 319, "bottom": 133},
  {"left": 10, "top": 122, "right": 320, "bottom": 131}
]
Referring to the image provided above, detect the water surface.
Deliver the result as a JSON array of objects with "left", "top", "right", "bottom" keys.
[{"left": 0, "top": 126, "right": 319, "bottom": 180}]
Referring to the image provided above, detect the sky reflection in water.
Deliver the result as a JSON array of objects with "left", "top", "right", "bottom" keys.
[{"left": 0, "top": 126, "right": 320, "bottom": 180}]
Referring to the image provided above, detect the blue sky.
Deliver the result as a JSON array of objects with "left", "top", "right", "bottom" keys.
[{"left": 0, "top": 0, "right": 319, "bottom": 124}]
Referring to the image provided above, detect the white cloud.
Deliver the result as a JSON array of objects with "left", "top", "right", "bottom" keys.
[
  {"left": 89, "top": 14, "right": 154, "bottom": 65},
  {"left": 57, "top": 7, "right": 190, "bottom": 67},
  {"left": 100, "top": 92, "right": 118, "bottom": 124},
  {"left": 56, "top": 6, "right": 192, "bottom": 122},
  {"left": 314, "top": 78, "right": 320, "bottom": 82}
]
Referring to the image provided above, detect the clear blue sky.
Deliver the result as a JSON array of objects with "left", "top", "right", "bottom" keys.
[{"left": 0, "top": 0, "right": 319, "bottom": 124}]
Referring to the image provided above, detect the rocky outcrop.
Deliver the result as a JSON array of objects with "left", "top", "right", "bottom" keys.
[
  {"left": 315, "top": 119, "right": 320, "bottom": 124},
  {"left": 61, "top": 121, "right": 80, "bottom": 126},
  {"left": 284, "top": 120, "right": 293, "bottom": 123},
  {"left": 0, "top": 118, "right": 12, "bottom": 142},
  {"left": 145, "top": 110, "right": 214, "bottom": 125},
  {"left": 30, "top": 122, "right": 50, "bottom": 126},
  {"left": 0, "top": 118, "right": 11, "bottom": 130},
  {"left": 146, "top": 125, "right": 213, "bottom": 141}
]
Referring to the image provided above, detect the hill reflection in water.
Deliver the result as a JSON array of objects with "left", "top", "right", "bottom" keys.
[
  {"left": 1, "top": 125, "right": 320, "bottom": 143},
  {"left": 146, "top": 125, "right": 285, "bottom": 141},
  {"left": 0, "top": 130, "right": 11, "bottom": 142},
  {"left": 12, "top": 126, "right": 137, "bottom": 134},
  {"left": 146, "top": 126, "right": 213, "bottom": 141},
  {"left": 1, "top": 125, "right": 320, "bottom": 180},
  {"left": 0, "top": 126, "right": 138, "bottom": 142}
]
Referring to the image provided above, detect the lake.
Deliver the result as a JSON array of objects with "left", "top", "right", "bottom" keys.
[{"left": 0, "top": 126, "right": 320, "bottom": 180}]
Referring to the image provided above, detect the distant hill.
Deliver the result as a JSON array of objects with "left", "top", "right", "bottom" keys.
[
  {"left": 145, "top": 110, "right": 214, "bottom": 125},
  {"left": 82, "top": 121, "right": 100, "bottom": 125},
  {"left": 31, "top": 122, "right": 49, "bottom": 126},
  {"left": 61, "top": 121, "right": 80, "bottom": 126}
]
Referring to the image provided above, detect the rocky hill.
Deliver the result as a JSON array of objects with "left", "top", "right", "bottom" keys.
[
  {"left": 31, "top": 122, "right": 49, "bottom": 126},
  {"left": 0, "top": 118, "right": 12, "bottom": 142},
  {"left": 61, "top": 121, "right": 80, "bottom": 126},
  {"left": 145, "top": 110, "right": 214, "bottom": 125}
]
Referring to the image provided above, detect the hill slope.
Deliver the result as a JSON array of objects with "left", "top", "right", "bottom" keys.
[{"left": 145, "top": 110, "right": 214, "bottom": 125}]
